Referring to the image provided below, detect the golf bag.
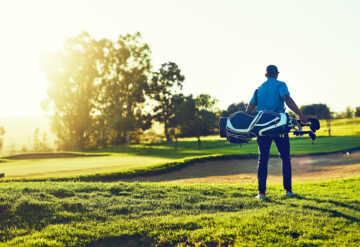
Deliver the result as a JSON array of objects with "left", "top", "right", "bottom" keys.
[{"left": 219, "top": 111, "right": 320, "bottom": 144}]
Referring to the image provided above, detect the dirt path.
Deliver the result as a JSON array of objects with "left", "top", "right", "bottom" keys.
[{"left": 123, "top": 150, "right": 360, "bottom": 184}]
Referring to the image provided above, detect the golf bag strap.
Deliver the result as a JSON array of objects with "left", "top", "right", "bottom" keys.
[{"left": 253, "top": 88, "right": 259, "bottom": 106}]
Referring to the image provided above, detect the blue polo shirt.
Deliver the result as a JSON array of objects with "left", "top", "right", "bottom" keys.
[{"left": 250, "top": 77, "right": 290, "bottom": 113}]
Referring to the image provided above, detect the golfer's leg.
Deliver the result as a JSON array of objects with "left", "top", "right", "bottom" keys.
[
  {"left": 257, "top": 136, "right": 272, "bottom": 194},
  {"left": 274, "top": 135, "right": 292, "bottom": 192}
]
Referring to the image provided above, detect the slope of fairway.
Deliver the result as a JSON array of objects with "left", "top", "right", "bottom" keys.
[{"left": 0, "top": 177, "right": 359, "bottom": 246}]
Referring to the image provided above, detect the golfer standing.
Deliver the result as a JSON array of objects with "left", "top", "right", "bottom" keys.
[{"left": 246, "top": 65, "right": 308, "bottom": 199}]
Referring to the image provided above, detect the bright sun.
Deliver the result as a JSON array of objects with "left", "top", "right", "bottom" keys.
[{"left": 0, "top": 2, "right": 63, "bottom": 117}]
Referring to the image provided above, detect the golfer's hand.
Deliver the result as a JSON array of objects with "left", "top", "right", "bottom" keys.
[{"left": 299, "top": 114, "right": 308, "bottom": 123}]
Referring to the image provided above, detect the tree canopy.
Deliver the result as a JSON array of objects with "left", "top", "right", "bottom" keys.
[
  {"left": 41, "top": 32, "right": 105, "bottom": 149},
  {"left": 42, "top": 32, "right": 153, "bottom": 149},
  {"left": 300, "top": 104, "right": 331, "bottom": 119},
  {"left": 175, "top": 94, "right": 218, "bottom": 148},
  {"left": 150, "top": 62, "right": 185, "bottom": 141},
  {"left": 221, "top": 101, "right": 248, "bottom": 117}
]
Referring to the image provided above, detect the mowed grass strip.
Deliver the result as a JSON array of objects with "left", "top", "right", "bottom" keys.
[{"left": 0, "top": 177, "right": 359, "bottom": 246}]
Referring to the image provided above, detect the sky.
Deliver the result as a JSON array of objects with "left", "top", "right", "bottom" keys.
[{"left": 0, "top": 0, "right": 359, "bottom": 117}]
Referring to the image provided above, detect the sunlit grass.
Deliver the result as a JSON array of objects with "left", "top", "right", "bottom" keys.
[
  {"left": 318, "top": 117, "right": 360, "bottom": 136},
  {"left": 0, "top": 177, "right": 359, "bottom": 246}
]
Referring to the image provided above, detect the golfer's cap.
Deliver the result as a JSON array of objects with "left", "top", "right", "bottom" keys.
[{"left": 266, "top": 65, "right": 279, "bottom": 74}]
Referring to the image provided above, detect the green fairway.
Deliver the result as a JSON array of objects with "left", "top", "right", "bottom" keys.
[
  {"left": 0, "top": 177, "right": 359, "bottom": 246},
  {"left": 0, "top": 154, "right": 173, "bottom": 179},
  {"left": 318, "top": 117, "right": 360, "bottom": 136},
  {"left": 1, "top": 136, "right": 360, "bottom": 180}
]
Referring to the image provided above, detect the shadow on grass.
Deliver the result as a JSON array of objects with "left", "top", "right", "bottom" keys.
[
  {"left": 90, "top": 235, "right": 154, "bottom": 247},
  {"left": 292, "top": 195, "right": 359, "bottom": 223}
]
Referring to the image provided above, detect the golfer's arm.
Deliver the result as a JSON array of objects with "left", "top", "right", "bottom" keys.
[
  {"left": 282, "top": 94, "right": 304, "bottom": 117},
  {"left": 246, "top": 102, "right": 256, "bottom": 113}
]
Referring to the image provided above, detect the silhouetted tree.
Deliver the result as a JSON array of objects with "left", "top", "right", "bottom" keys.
[
  {"left": 355, "top": 107, "right": 360, "bottom": 117},
  {"left": 221, "top": 101, "right": 248, "bottom": 117},
  {"left": 175, "top": 94, "right": 218, "bottom": 148},
  {"left": 150, "top": 62, "right": 185, "bottom": 141},
  {"left": 300, "top": 104, "right": 331, "bottom": 119}
]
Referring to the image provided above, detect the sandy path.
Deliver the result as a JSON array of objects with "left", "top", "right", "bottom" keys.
[{"left": 123, "top": 150, "right": 360, "bottom": 184}]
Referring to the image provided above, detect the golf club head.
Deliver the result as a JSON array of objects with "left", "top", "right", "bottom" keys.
[
  {"left": 309, "top": 132, "right": 316, "bottom": 141},
  {"left": 308, "top": 118, "right": 320, "bottom": 132}
]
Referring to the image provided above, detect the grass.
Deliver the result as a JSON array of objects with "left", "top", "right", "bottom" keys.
[
  {"left": 0, "top": 119, "right": 359, "bottom": 245},
  {"left": 318, "top": 117, "right": 360, "bottom": 136},
  {"left": 1, "top": 136, "right": 360, "bottom": 181},
  {"left": 1, "top": 117, "right": 359, "bottom": 180},
  {"left": 0, "top": 177, "right": 359, "bottom": 246},
  {"left": 91, "top": 135, "right": 360, "bottom": 160}
]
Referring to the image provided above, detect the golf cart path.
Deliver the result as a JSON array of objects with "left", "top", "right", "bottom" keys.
[{"left": 123, "top": 150, "right": 360, "bottom": 184}]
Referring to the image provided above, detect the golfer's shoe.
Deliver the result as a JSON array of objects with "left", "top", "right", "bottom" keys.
[
  {"left": 255, "top": 194, "right": 266, "bottom": 200},
  {"left": 285, "top": 190, "right": 295, "bottom": 198}
]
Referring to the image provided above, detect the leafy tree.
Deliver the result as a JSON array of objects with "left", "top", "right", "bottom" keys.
[
  {"left": 42, "top": 32, "right": 153, "bottom": 149},
  {"left": 96, "top": 32, "right": 152, "bottom": 145},
  {"left": 41, "top": 32, "right": 105, "bottom": 150},
  {"left": 300, "top": 104, "right": 331, "bottom": 119},
  {"left": 344, "top": 106, "right": 354, "bottom": 118},
  {"left": 221, "top": 101, "right": 248, "bottom": 117},
  {"left": 0, "top": 126, "right": 5, "bottom": 152},
  {"left": 175, "top": 94, "right": 218, "bottom": 148},
  {"left": 33, "top": 128, "right": 51, "bottom": 152},
  {"left": 355, "top": 107, "right": 360, "bottom": 117},
  {"left": 150, "top": 62, "right": 185, "bottom": 141}
]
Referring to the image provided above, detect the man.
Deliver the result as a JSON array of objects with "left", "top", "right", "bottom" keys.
[{"left": 246, "top": 65, "right": 308, "bottom": 200}]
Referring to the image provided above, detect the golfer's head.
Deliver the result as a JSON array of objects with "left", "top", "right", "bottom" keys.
[{"left": 265, "top": 65, "right": 279, "bottom": 78}]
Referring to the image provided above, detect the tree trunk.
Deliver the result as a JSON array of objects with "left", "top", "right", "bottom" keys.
[
  {"left": 326, "top": 119, "right": 332, "bottom": 136},
  {"left": 197, "top": 136, "right": 201, "bottom": 148},
  {"left": 114, "top": 132, "right": 126, "bottom": 145},
  {"left": 175, "top": 136, "right": 178, "bottom": 149},
  {"left": 164, "top": 123, "right": 171, "bottom": 142},
  {"left": 126, "top": 132, "right": 131, "bottom": 144}
]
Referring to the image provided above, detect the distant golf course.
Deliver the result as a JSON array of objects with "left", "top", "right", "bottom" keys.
[{"left": 0, "top": 118, "right": 359, "bottom": 246}]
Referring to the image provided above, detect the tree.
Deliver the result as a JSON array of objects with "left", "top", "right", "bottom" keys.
[
  {"left": 300, "top": 103, "right": 332, "bottom": 136},
  {"left": 150, "top": 62, "right": 185, "bottom": 141},
  {"left": 0, "top": 126, "right": 5, "bottom": 152},
  {"left": 344, "top": 106, "right": 354, "bottom": 118},
  {"left": 42, "top": 32, "right": 153, "bottom": 149},
  {"left": 300, "top": 104, "right": 331, "bottom": 119},
  {"left": 96, "top": 32, "right": 152, "bottom": 145},
  {"left": 175, "top": 94, "right": 218, "bottom": 148},
  {"left": 355, "top": 107, "right": 360, "bottom": 117},
  {"left": 41, "top": 32, "right": 105, "bottom": 150},
  {"left": 33, "top": 128, "right": 51, "bottom": 152},
  {"left": 221, "top": 101, "right": 248, "bottom": 117}
]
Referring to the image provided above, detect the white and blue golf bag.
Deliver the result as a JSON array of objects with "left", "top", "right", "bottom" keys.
[{"left": 219, "top": 111, "right": 320, "bottom": 144}]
